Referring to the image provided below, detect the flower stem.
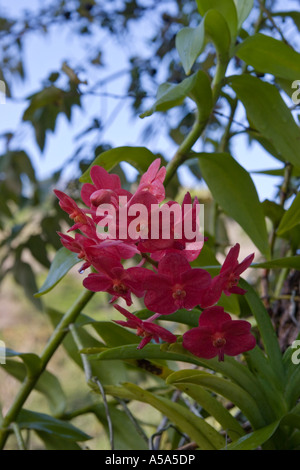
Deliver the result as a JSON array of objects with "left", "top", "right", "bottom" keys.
[{"left": 0, "top": 289, "right": 94, "bottom": 450}]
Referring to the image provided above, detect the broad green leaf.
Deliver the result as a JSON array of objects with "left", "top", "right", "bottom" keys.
[
  {"left": 34, "top": 247, "right": 80, "bottom": 297},
  {"left": 123, "top": 382, "right": 225, "bottom": 450},
  {"left": 140, "top": 70, "right": 213, "bottom": 119},
  {"left": 175, "top": 23, "right": 205, "bottom": 75},
  {"left": 233, "top": 0, "right": 254, "bottom": 30},
  {"left": 251, "top": 256, "right": 300, "bottom": 270},
  {"left": 229, "top": 75, "right": 300, "bottom": 169},
  {"left": 224, "top": 420, "right": 280, "bottom": 450},
  {"left": 36, "top": 432, "right": 82, "bottom": 450},
  {"left": 240, "top": 279, "right": 285, "bottom": 386},
  {"left": 201, "top": 10, "right": 231, "bottom": 58},
  {"left": 80, "top": 146, "right": 157, "bottom": 183},
  {"left": 172, "top": 382, "right": 245, "bottom": 442},
  {"left": 197, "top": 152, "right": 270, "bottom": 258},
  {"left": 34, "top": 370, "right": 67, "bottom": 416},
  {"left": 277, "top": 193, "right": 300, "bottom": 235},
  {"left": 196, "top": 0, "right": 238, "bottom": 42},
  {"left": 285, "top": 367, "right": 300, "bottom": 408},
  {"left": 17, "top": 409, "right": 91, "bottom": 441},
  {"left": 175, "top": 10, "right": 231, "bottom": 75},
  {"left": 236, "top": 33, "right": 300, "bottom": 81},
  {"left": 167, "top": 370, "right": 265, "bottom": 428}
]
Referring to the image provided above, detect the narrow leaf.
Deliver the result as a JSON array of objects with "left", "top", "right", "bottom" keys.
[
  {"left": 224, "top": 420, "right": 280, "bottom": 450},
  {"left": 167, "top": 370, "right": 265, "bottom": 428},
  {"left": 277, "top": 193, "right": 300, "bottom": 235},
  {"left": 173, "top": 382, "right": 245, "bottom": 442},
  {"left": 197, "top": 152, "right": 270, "bottom": 258},
  {"left": 123, "top": 382, "right": 225, "bottom": 449},
  {"left": 17, "top": 409, "right": 91, "bottom": 441},
  {"left": 240, "top": 279, "right": 285, "bottom": 385},
  {"left": 251, "top": 256, "right": 300, "bottom": 270}
]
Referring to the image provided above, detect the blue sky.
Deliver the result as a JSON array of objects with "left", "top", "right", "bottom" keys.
[{"left": 1, "top": 0, "right": 299, "bottom": 201}]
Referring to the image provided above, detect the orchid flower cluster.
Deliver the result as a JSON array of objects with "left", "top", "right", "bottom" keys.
[{"left": 54, "top": 159, "right": 256, "bottom": 361}]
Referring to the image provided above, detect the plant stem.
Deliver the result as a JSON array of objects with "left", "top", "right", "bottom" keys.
[
  {"left": 164, "top": 57, "right": 229, "bottom": 187},
  {"left": 164, "top": 108, "right": 207, "bottom": 187},
  {"left": 11, "top": 423, "right": 26, "bottom": 450},
  {"left": 0, "top": 289, "right": 94, "bottom": 450}
]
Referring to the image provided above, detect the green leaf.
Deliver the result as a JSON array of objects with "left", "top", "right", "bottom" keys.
[
  {"left": 272, "top": 11, "right": 300, "bottom": 32},
  {"left": 5, "top": 349, "right": 41, "bottom": 377},
  {"left": 251, "top": 256, "right": 300, "bottom": 270},
  {"left": 123, "top": 383, "right": 225, "bottom": 450},
  {"left": 253, "top": 168, "right": 300, "bottom": 178},
  {"left": 36, "top": 431, "right": 82, "bottom": 450},
  {"left": 34, "top": 247, "right": 80, "bottom": 297},
  {"left": 172, "top": 382, "right": 245, "bottom": 442},
  {"left": 140, "top": 70, "right": 213, "bottom": 119},
  {"left": 277, "top": 193, "right": 300, "bottom": 235},
  {"left": 91, "top": 321, "right": 140, "bottom": 347},
  {"left": 166, "top": 370, "right": 265, "bottom": 428},
  {"left": 91, "top": 403, "right": 148, "bottom": 450},
  {"left": 13, "top": 261, "right": 42, "bottom": 310},
  {"left": 233, "top": 0, "right": 254, "bottom": 30},
  {"left": 201, "top": 10, "right": 231, "bottom": 58},
  {"left": 93, "top": 342, "right": 267, "bottom": 408},
  {"left": 175, "top": 23, "right": 205, "bottom": 75},
  {"left": 17, "top": 409, "right": 91, "bottom": 441},
  {"left": 79, "top": 146, "right": 158, "bottom": 183},
  {"left": 236, "top": 33, "right": 300, "bottom": 81},
  {"left": 229, "top": 75, "right": 300, "bottom": 169},
  {"left": 224, "top": 420, "right": 280, "bottom": 450},
  {"left": 135, "top": 308, "right": 200, "bottom": 327},
  {"left": 1, "top": 357, "right": 66, "bottom": 416},
  {"left": 240, "top": 279, "right": 285, "bottom": 385},
  {"left": 197, "top": 152, "right": 270, "bottom": 258},
  {"left": 175, "top": 10, "right": 231, "bottom": 75},
  {"left": 47, "top": 309, "right": 128, "bottom": 385},
  {"left": 196, "top": 0, "right": 238, "bottom": 42}
]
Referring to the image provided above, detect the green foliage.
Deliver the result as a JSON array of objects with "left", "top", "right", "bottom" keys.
[
  {"left": 35, "top": 248, "right": 80, "bottom": 298},
  {"left": 229, "top": 75, "right": 300, "bottom": 169},
  {"left": 197, "top": 152, "right": 270, "bottom": 258},
  {"left": 236, "top": 33, "right": 300, "bottom": 81},
  {"left": 1, "top": 0, "right": 300, "bottom": 452}
]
